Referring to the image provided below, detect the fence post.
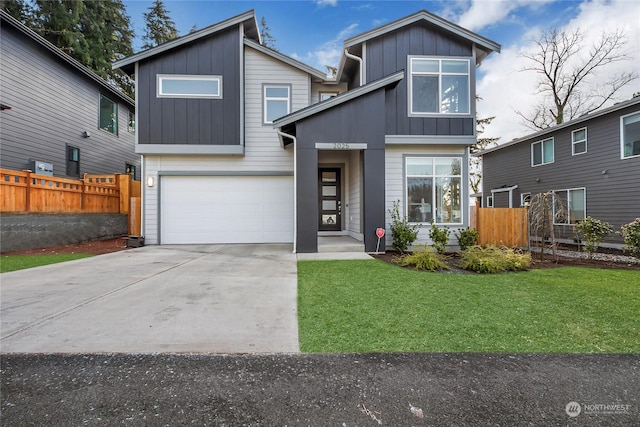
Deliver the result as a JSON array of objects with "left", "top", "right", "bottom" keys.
[
  {"left": 22, "top": 170, "right": 32, "bottom": 212},
  {"left": 116, "top": 173, "right": 130, "bottom": 214}
]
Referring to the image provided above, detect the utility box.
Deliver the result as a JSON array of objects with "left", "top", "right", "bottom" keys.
[
  {"left": 32, "top": 160, "right": 53, "bottom": 176},
  {"left": 127, "top": 235, "right": 145, "bottom": 248}
]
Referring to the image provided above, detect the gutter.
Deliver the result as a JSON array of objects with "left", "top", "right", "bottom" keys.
[
  {"left": 276, "top": 129, "right": 298, "bottom": 254},
  {"left": 344, "top": 49, "right": 364, "bottom": 86}
]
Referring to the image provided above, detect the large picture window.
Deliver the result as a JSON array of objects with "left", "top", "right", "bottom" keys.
[
  {"left": 264, "top": 85, "right": 290, "bottom": 124},
  {"left": 409, "top": 57, "right": 470, "bottom": 115},
  {"left": 99, "top": 94, "right": 118, "bottom": 135},
  {"left": 553, "top": 188, "right": 586, "bottom": 225},
  {"left": 157, "top": 74, "right": 222, "bottom": 98},
  {"left": 406, "top": 157, "right": 462, "bottom": 224},
  {"left": 532, "top": 137, "right": 554, "bottom": 166},
  {"left": 621, "top": 111, "right": 640, "bottom": 158}
]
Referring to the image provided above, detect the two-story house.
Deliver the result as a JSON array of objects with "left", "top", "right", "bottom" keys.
[
  {"left": 478, "top": 96, "right": 640, "bottom": 247},
  {"left": 0, "top": 10, "right": 139, "bottom": 179},
  {"left": 113, "top": 9, "right": 500, "bottom": 252}
]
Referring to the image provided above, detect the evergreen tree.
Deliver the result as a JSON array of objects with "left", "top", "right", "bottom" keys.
[
  {"left": 259, "top": 16, "right": 276, "bottom": 50},
  {"left": 1, "top": 0, "right": 35, "bottom": 25},
  {"left": 141, "top": 0, "right": 178, "bottom": 50}
]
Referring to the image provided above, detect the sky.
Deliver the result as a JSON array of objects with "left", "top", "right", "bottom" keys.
[{"left": 123, "top": 0, "right": 640, "bottom": 143}]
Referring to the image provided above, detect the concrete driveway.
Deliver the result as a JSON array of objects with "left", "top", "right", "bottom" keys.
[{"left": 0, "top": 244, "right": 299, "bottom": 353}]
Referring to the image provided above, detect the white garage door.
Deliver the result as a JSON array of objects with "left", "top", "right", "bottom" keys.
[{"left": 160, "top": 175, "right": 293, "bottom": 244}]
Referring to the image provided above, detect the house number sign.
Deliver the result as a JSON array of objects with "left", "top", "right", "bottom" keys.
[{"left": 315, "top": 142, "right": 368, "bottom": 150}]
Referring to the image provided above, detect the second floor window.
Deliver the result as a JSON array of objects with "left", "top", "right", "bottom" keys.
[
  {"left": 621, "top": 111, "right": 640, "bottom": 159},
  {"left": 532, "top": 137, "right": 554, "bottom": 166},
  {"left": 264, "top": 85, "right": 290, "bottom": 124},
  {"left": 572, "top": 128, "right": 587, "bottom": 155},
  {"left": 157, "top": 75, "right": 222, "bottom": 98},
  {"left": 409, "top": 57, "right": 470, "bottom": 115},
  {"left": 99, "top": 94, "right": 118, "bottom": 135}
]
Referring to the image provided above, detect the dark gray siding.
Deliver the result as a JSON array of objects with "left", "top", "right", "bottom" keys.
[
  {"left": 482, "top": 103, "right": 640, "bottom": 244},
  {"left": 137, "top": 27, "right": 240, "bottom": 146},
  {"left": 365, "top": 22, "right": 475, "bottom": 136},
  {"left": 0, "top": 25, "right": 138, "bottom": 178}
]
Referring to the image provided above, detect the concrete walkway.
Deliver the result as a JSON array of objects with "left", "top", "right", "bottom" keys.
[{"left": 1, "top": 244, "right": 299, "bottom": 353}]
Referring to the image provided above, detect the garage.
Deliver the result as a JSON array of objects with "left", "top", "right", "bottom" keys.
[{"left": 160, "top": 175, "right": 293, "bottom": 244}]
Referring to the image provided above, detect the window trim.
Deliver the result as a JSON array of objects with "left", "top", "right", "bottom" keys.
[
  {"left": 486, "top": 195, "right": 494, "bottom": 208},
  {"left": 127, "top": 110, "right": 135, "bottom": 133},
  {"left": 263, "top": 84, "right": 291, "bottom": 125},
  {"left": 621, "top": 110, "right": 640, "bottom": 159},
  {"left": 157, "top": 74, "right": 222, "bottom": 99},
  {"left": 405, "top": 156, "right": 464, "bottom": 225},
  {"left": 320, "top": 91, "right": 339, "bottom": 101},
  {"left": 98, "top": 94, "right": 118, "bottom": 136},
  {"left": 552, "top": 187, "right": 586, "bottom": 226},
  {"left": 66, "top": 145, "right": 80, "bottom": 177},
  {"left": 408, "top": 56, "right": 471, "bottom": 117},
  {"left": 531, "top": 137, "right": 554, "bottom": 166},
  {"left": 571, "top": 127, "right": 587, "bottom": 156}
]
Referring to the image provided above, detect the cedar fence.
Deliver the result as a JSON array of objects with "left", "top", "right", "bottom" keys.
[
  {"left": 471, "top": 206, "right": 529, "bottom": 248},
  {"left": 0, "top": 168, "right": 141, "bottom": 235}
]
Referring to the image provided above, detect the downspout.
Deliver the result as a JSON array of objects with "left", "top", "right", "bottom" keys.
[
  {"left": 344, "top": 49, "right": 363, "bottom": 86},
  {"left": 276, "top": 129, "right": 297, "bottom": 254}
]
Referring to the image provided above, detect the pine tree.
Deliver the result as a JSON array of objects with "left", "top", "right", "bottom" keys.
[
  {"left": 1, "top": 0, "right": 35, "bottom": 25},
  {"left": 259, "top": 16, "right": 276, "bottom": 50},
  {"left": 141, "top": 0, "right": 178, "bottom": 50}
]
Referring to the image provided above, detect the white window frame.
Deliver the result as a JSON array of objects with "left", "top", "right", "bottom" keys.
[
  {"left": 157, "top": 74, "right": 222, "bottom": 99},
  {"left": 621, "top": 111, "right": 640, "bottom": 159},
  {"left": 531, "top": 137, "right": 554, "bottom": 166},
  {"left": 571, "top": 127, "right": 587, "bottom": 156},
  {"left": 405, "top": 156, "right": 463, "bottom": 225},
  {"left": 408, "top": 56, "right": 471, "bottom": 116},
  {"left": 521, "top": 193, "right": 531, "bottom": 207},
  {"left": 552, "top": 188, "right": 586, "bottom": 225},
  {"left": 320, "top": 92, "right": 338, "bottom": 101},
  {"left": 263, "top": 84, "right": 291, "bottom": 125},
  {"left": 486, "top": 195, "right": 493, "bottom": 208}
]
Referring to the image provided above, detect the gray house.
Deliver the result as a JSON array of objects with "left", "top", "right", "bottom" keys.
[
  {"left": 479, "top": 96, "right": 640, "bottom": 247},
  {"left": 0, "top": 10, "right": 139, "bottom": 179},
  {"left": 113, "top": 9, "right": 500, "bottom": 252}
]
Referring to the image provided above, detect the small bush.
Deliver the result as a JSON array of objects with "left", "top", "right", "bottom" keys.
[
  {"left": 393, "top": 246, "right": 449, "bottom": 272},
  {"left": 619, "top": 218, "right": 640, "bottom": 259},
  {"left": 429, "top": 219, "right": 450, "bottom": 254},
  {"left": 455, "top": 227, "right": 479, "bottom": 251},
  {"left": 575, "top": 216, "right": 613, "bottom": 259},
  {"left": 388, "top": 200, "right": 420, "bottom": 253},
  {"left": 460, "top": 246, "right": 531, "bottom": 274}
]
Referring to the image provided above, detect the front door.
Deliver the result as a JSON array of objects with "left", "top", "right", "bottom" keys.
[{"left": 318, "top": 168, "right": 341, "bottom": 231}]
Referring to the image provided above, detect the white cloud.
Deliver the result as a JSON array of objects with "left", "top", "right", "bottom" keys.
[
  {"left": 476, "top": 0, "right": 640, "bottom": 143},
  {"left": 290, "top": 23, "right": 359, "bottom": 71},
  {"left": 456, "top": 0, "right": 554, "bottom": 32},
  {"left": 314, "top": 0, "right": 338, "bottom": 7}
]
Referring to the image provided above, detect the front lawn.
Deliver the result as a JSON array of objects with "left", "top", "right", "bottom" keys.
[
  {"left": 297, "top": 260, "right": 640, "bottom": 353},
  {"left": 0, "top": 254, "right": 92, "bottom": 273}
]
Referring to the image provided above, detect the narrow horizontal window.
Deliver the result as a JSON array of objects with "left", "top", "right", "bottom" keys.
[{"left": 157, "top": 75, "right": 222, "bottom": 99}]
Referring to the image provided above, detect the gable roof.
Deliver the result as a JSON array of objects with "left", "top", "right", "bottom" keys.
[
  {"left": 0, "top": 10, "right": 133, "bottom": 107},
  {"left": 243, "top": 39, "right": 328, "bottom": 82},
  {"left": 477, "top": 96, "right": 640, "bottom": 156},
  {"left": 113, "top": 10, "right": 258, "bottom": 74}
]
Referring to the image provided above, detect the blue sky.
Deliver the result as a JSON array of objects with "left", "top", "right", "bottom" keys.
[{"left": 123, "top": 0, "right": 640, "bottom": 141}]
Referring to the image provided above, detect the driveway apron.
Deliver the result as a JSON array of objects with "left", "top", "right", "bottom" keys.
[{"left": 0, "top": 244, "right": 299, "bottom": 353}]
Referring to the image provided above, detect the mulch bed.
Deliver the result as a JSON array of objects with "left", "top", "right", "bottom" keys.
[{"left": 1, "top": 238, "right": 132, "bottom": 256}]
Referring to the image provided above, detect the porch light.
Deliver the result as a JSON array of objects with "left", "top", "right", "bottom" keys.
[{"left": 147, "top": 176, "right": 154, "bottom": 187}]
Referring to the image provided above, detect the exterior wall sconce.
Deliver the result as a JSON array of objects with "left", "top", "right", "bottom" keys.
[
  {"left": 82, "top": 131, "right": 90, "bottom": 138},
  {"left": 147, "top": 176, "right": 154, "bottom": 187},
  {"left": 535, "top": 178, "right": 540, "bottom": 183}
]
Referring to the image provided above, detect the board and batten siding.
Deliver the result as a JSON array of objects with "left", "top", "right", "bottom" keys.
[
  {"left": 385, "top": 144, "right": 469, "bottom": 248},
  {"left": 141, "top": 46, "right": 313, "bottom": 243},
  {"left": 482, "top": 102, "right": 640, "bottom": 244},
  {"left": 0, "top": 25, "right": 137, "bottom": 178}
]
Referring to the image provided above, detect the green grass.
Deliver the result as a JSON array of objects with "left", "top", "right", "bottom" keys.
[
  {"left": 297, "top": 259, "right": 640, "bottom": 353},
  {"left": 1, "top": 254, "right": 93, "bottom": 273}
]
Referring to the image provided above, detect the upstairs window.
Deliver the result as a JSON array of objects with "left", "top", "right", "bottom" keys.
[
  {"left": 409, "top": 57, "right": 470, "bottom": 115},
  {"left": 621, "top": 111, "right": 640, "bottom": 159},
  {"left": 128, "top": 110, "right": 135, "bottom": 133},
  {"left": 532, "top": 137, "right": 554, "bottom": 166},
  {"left": 572, "top": 128, "right": 587, "bottom": 155},
  {"left": 157, "top": 75, "right": 222, "bottom": 99},
  {"left": 264, "top": 85, "right": 290, "bottom": 124},
  {"left": 99, "top": 94, "right": 118, "bottom": 135}
]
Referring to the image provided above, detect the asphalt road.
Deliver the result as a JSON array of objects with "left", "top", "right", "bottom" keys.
[{"left": 1, "top": 353, "right": 638, "bottom": 426}]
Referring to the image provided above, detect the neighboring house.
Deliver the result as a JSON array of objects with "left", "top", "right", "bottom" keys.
[
  {"left": 478, "top": 96, "right": 640, "bottom": 247},
  {"left": 0, "top": 11, "right": 139, "bottom": 180},
  {"left": 113, "top": 9, "right": 499, "bottom": 252}
]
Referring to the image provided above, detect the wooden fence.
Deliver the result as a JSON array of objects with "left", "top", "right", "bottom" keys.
[
  {"left": 1, "top": 168, "right": 141, "bottom": 235},
  {"left": 473, "top": 207, "right": 529, "bottom": 248}
]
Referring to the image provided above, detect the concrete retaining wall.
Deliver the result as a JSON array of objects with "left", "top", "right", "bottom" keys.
[{"left": 1, "top": 214, "right": 128, "bottom": 252}]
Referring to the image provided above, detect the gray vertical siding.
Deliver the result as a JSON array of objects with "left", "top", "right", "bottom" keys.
[
  {"left": 137, "top": 27, "right": 241, "bottom": 146},
  {"left": 482, "top": 102, "right": 640, "bottom": 244},
  {"left": 364, "top": 23, "right": 475, "bottom": 137},
  {"left": 0, "top": 24, "right": 138, "bottom": 178}
]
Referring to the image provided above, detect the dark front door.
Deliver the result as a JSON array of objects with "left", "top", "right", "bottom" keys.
[{"left": 318, "top": 168, "right": 341, "bottom": 231}]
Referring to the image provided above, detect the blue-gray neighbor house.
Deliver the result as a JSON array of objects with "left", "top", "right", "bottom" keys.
[
  {"left": 478, "top": 96, "right": 640, "bottom": 247},
  {"left": 113, "top": 9, "right": 500, "bottom": 253},
  {"left": 0, "top": 10, "right": 139, "bottom": 179}
]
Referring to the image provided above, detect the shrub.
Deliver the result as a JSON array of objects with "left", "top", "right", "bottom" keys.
[
  {"left": 388, "top": 200, "right": 420, "bottom": 253},
  {"left": 393, "top": 246, "right": 449, "bottom": 272},
  {"left": 460, "top": 246, "right": 531, "bottom": 274},
  {"left": 429, "top": 219, "right": 450, "bottom": 254},
  {"left": 455, "top": 227, "right": 479, "bottom": 251},
  {"left": 575, "top": 216, "right": 613, "bottom": 259},
  {"left": 619, "top": 218, "right": 640, "bottom": 259}
]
